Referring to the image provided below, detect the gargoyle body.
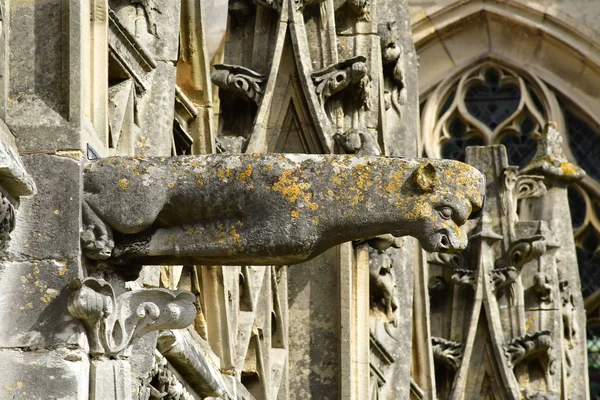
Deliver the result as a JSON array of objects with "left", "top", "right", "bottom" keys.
[{"left": 82, "top": 154, "right": 485, "bottom": 266}]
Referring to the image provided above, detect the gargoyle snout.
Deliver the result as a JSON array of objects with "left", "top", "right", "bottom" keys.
[{"left": 437, "top": 228, "right": 468, "bottom": 253}]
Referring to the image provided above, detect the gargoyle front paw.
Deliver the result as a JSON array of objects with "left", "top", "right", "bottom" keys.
[{"left": 81, "top": 225, "right": 114, "bottom": 260}]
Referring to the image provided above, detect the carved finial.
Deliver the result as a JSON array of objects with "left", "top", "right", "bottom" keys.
[
  {"left": 521, "top": 122, "right": 585, "bottom": 181},
  {"left": 68, "top": 277, "right": 196, "bottom": 358},
  {"left": 211, "top": 64, "right": 267, "bottom": 105}
]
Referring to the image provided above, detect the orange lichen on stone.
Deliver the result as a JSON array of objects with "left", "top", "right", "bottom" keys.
[
  {"left": 118, "top": 179, "right": 129, "bottom": 190},
  {"left": 238, "top": 165, "right": 253, "bottom": 183}
]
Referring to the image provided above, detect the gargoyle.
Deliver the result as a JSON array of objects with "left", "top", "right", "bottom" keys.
[
  {"left": 82, "top": 154, "right": 485, "bottom": 266},
  {"left": 368, "top": 246, "right": 398, "bottom": 327}
]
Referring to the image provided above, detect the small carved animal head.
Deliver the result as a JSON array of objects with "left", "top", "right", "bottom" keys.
[
  {"left": 378, "top": 21, "right": 401, "bottom": 65},
  {"left": 393, "top": 161, "right": 485, "bottom": 253}
]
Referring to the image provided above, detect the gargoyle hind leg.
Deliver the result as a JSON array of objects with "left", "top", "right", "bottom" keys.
[{"left": 81, "top": 201, "right": 115, "bottom": 260}]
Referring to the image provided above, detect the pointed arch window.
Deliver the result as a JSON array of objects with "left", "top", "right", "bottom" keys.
[{"left": 421, "top": 59, "right": 600, "bottom": 377}]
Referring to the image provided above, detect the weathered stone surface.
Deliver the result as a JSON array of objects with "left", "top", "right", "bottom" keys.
[
  {"left": 8, "top": 154, "right": 80, "bottom": 260},
  {"left": 0, "top": 348, "right": 89, "bottom": 400},
  {"left": 288, "top": 248, "right": 341, "bottom": 399},
  {"left": 82, "top": 154, "right": 485, "bottom": 265},
  {"left": 0, "top": 259, "right": 84, "bottom": 348}
]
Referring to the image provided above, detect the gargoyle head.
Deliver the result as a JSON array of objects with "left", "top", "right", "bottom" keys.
[{"left": 393, "top": 161, "right": 485, "bottom": 253}]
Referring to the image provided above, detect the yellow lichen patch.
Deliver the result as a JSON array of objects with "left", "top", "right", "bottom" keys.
[
  {"left": 40, "top": 293, "right": 55, "bottom": 304},
  {"left": 118, "top": 179, "right": 129, "bottom": 190},
  {"left": 290, "top": 210, "right": 300, "bottom": 219},
  {"left": 312, "top": 216, "right": 319, "bottom": 226},
  {"left": 560, "top": 162, "right": 577, "bottom": 175},
  {"left": 230, "top": 228, "right": 241, "bottom": 244},
  {"left": 309, "top": 202, "right": 319, "bottom": 210},
  {"left": 168, "top": 182, "right": 175, "bottom": 189},
  {"left": 58, "top": 266, "right": 68, "bottom": 276},
  {"left": 238, "top": 165, "right": 253, "bottom": 183},
  {"left": 272, "top": 176, "right": 304, "bottom": 203}
]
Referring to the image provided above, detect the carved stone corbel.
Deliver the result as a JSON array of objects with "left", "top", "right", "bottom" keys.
[
  {"left": 67, "top": 277, "right": 197, "bottom": 358},
  {"left": 432, "top": 337, "right": 464, "bottom": 371},
  {"left": 312, "top": 56, "right": 371, "bottom": 111},
  {"left": 211, "top": 64, "right": 267, "bottom": 105},
  {"left": 490, "top": 266, "right": 519, "bottom": 292},
  {"left": 451, "top": 268, "right": 476, "bottom": 288},
  {"left": 504, "top": 331, "right": 554, "bottom": 371}
]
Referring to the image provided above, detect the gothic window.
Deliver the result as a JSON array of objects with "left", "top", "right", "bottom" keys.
[{"left": 421, "top": 60, "right": 600, "bottom": 381}]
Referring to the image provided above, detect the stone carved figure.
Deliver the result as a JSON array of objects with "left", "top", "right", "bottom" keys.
[
  {"left": 504, "top": 331, "right": 554, "bottom": 371},
  {"left": 0, "top": 193, "right": 15, "bottom": 252},
  {"left": 130, "top": 0, "right": 161, "bottom": 37},
  {"left": 432, "top": 337, "right": 465, "bottom": 371},
  {"left": 347, "top": 0, "right": 371, "bottom": 21},
  {"left": 378, "top": 22, "right": 407, "bottom": 116},
  {"left": 81, "top": 154, "right": 485, "bottom": 266},
  {"left": 368, "top": 245, "right": 399, "bottom": 327}
]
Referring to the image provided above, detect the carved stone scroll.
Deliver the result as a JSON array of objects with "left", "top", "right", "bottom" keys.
[{"left": 67, "top": 277, "right": 197, "bottom": 358}]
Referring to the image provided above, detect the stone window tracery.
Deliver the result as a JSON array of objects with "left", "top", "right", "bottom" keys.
[{"left": 421, "top": 59, "right": 600, "bottom": 374}]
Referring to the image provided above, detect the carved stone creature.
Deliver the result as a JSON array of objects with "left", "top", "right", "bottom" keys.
[
  {"left": 211, "top": 64, "right": 267, "bottom": 105},
  {"left": 432, "top": 337, "right": 465, "bottom": 371},
  {"left": 0, "top": 193, "right": 15, "bottom": 251},
  {"left": 378, "top": 22, "right": 407, "bottom": 115},
  {"left": 533, "top": 272, "right": 552, "bottom": 303},
  {"left": 368, "top": 246, "right": 398, "bottom": 326},
  {"left": 347, "top": 0, "right": 371, "bottom": 21},
  {"left": 333, "top": 129, "right": 381, "bottom": 155},
  {"left": 312, "top": 56, "right": 370, "bottom": 109},
  {"left": 81, "top": 154, "right": 485, "bottom": 266},
  {"left": 131, "top": 0, "right": 161, "bottom": 37},
  {"left": 490, "top": 266, "right": 518, "bottom": 291},
  {"left": 504, "top": 331, "right": 553, "bottom": 370},
  {"left": 452, "top": 268, "right": 476, "bottom": 288},
  {"left": 560, "top": 281, "right": 577, "bottom": 342}
]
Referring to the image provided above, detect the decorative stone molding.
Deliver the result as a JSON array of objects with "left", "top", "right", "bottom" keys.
[
  {"left": 210, "top": 64, "right": 266, "bottom": 105},
  {"left": 108, "top": 9, "right": 157, "bottom": 94},
  {"left": 432, "top": 337, "right": 464, "bottom": 371},
  {"left": 67, "top": 277, "right": 196, "bottom": 358}
]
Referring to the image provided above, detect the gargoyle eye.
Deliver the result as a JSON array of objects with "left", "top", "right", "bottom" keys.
[{"left": 438, "top": 207, "right": 453, "bottom": 220}]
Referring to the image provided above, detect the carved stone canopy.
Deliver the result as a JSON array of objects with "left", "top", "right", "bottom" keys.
[{"left": 81, "top": 154, "right": 485, "bottom": 266}]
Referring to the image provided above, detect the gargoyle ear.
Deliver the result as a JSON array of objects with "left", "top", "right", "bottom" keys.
[{"left": 414, "top": 162, "right": 439, "bottom": 192}]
